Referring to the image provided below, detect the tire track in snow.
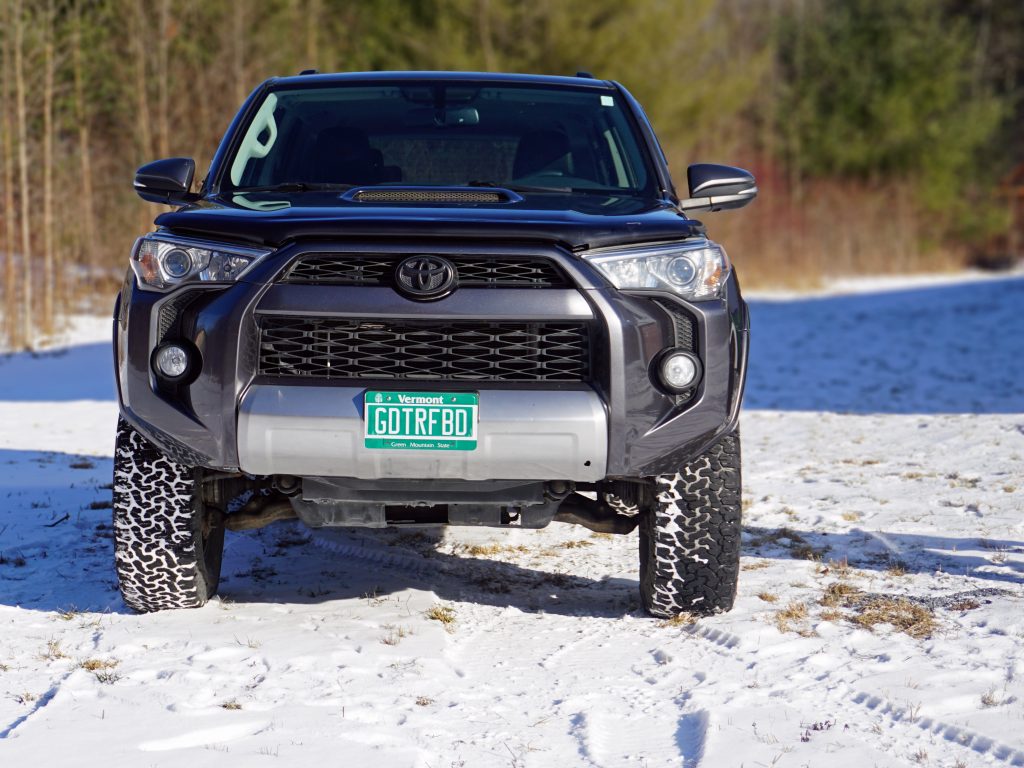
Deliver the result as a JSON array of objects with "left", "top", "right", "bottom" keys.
[
  {"left": 0, "top": 669, "right": 74, "bottom": 739},
  {"left": 850, "top": 690, "right": 1024, "bottom": 766}
]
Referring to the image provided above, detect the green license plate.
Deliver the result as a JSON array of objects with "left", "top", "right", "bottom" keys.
[{"left": 364, "top": 391, "right": 479, "bottom": 450}]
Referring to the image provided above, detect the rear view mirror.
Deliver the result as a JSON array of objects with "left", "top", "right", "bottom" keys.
[
  {"left": 134, "top": 157, "right": 199, "bottom": 205},
  {"left": 404, "top": 107, "right": 480, "bottom": 127},
  {"left": 680, "top": 163, "right": 757, "bottom": 212}
]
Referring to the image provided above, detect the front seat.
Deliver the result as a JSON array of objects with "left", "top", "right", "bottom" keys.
[
  {"left": 513, "top": 129, "right": 572, "bottom": 179},
  {"left": 309, "top": 126, "right": 385, "bottom": 185}
]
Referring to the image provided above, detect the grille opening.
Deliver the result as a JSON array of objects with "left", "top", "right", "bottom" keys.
[
  {"left": 652, "top": 299, "right": 699, "bottom": 404},
  {"left": 353, "top": 189, "right": 505, "bottom": 204},
  {"left": 283, "top": 254, "right": 568, "bottom": 288},
  {"left": 258, "top": 316, "right": 591, "bottom": 382}
]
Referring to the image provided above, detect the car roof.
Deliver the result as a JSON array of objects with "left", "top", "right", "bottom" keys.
[{"left": 269, "top": 70, "right": 616, "bottom": 90}]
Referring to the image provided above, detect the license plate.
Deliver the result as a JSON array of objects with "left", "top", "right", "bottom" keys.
[{"left": 364, "top": 391, "right": 478, "bottom": 450}]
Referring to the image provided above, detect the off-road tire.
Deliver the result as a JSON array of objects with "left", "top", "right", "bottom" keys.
[
  {"left": 639, "top": 432, "right": 742, "bottom": 617},
  {"left": 112, "top": 418, "right": 224, "bottom": 612}
]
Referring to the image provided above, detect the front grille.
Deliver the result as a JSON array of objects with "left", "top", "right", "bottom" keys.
[
  {"left": 283, "top": 254, "right": 568, "bottom": 288},
  {"left": 258, "top": 316, "right": 591, "bottom": 382}
]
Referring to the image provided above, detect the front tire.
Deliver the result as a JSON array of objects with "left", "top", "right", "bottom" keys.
[
  {"left": 112, "top": 418, "right": 224, "bottom": 612},
  {"left": 639, "top": 432, "right": 742, "bottom": 617}
]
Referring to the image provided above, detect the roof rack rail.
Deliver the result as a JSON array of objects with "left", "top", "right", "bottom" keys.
[
  {"left": 575, "top": 71, "right": 595, "bottom": 79},
  {"left": 298, "top": 68, "right": 319, "bottom": 75}
]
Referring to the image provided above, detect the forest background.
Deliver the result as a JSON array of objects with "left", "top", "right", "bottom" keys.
[{"left": 1, "top": 0, "right": 1021, "bottom": 348}]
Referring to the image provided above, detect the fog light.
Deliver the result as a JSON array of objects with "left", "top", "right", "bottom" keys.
[
  {"left": 660, "top": 350, "right": 701, "bottom": 392},
  {"left": 154, "top": 344, "right": 190, "bottom": 379}
]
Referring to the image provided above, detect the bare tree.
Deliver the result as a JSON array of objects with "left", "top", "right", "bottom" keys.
[
  {"left": 157, "top": 0, "right": 171, "bottom": 158},
  {"left": 73, "top": 0, "right": 96, "bottom": 283},
  {"left": 132, "top": 0, "right": 154, "bottom": 235},
  {"left": 14, "top": 0, "right": 32, "bottom": 348},
  {"left": 1, "top": 0, "right": 18, "bottom": 348},
  {"left": 42, "top": 0, "right": 55, "bottom": 336}
]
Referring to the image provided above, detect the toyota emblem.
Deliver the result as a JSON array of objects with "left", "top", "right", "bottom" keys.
[{"left": 394, "top": 255, "right": 457, "bottom": 300}]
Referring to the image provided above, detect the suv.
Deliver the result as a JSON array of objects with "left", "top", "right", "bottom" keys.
[{"left": 114, "top": 71, "right": 754, "bottom": 617}]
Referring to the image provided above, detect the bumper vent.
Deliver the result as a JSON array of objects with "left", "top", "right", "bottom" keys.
[
  {"left": 156, "top": 289, "right": 212, "bottom": 342},
  {"left": 654, "top": 300, "right": 696, "bottom": 352},
  {"left": 283, "top": 255, "right": 568, "bottom": 288},
  {"left": 258, "top": 316, "right": 591, "bottom": 382}
]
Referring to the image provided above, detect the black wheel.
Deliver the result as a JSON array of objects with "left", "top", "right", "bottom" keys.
[
  {"left": 639, "top": 431, "right": 742, "bottom": 617},
  {"left": 112, "top": 418, "right": 224, "bottom": 612}
]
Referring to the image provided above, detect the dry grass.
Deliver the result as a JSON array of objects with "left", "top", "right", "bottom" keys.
[
  {"left": 380, "top": 624, "right": 412, "bottom": 645},
  {"left": 885, "top": 562, "right": 907, "bottom": 577},
  {"left": 980, "top": 688, "right": 1003, "bottom": 708},
  {"left": 742, "top": 560, "right": 771, "bottom": 571},
  {"left": 40, "top": 639, "right": 66, "bottom": 661},
  {"left": 79, "top": 658, "right": 117, "bottom": 672},
  {"left": 221, "top": 700, "right": 242, "bottom": 711},
  {"left": 773, "top": 601, "right": 809, "bottom": 633},
  {"left": 756, "top": 591, "right": 778, "bottom": 603},
  {"left": 559, "top": 540, "right": 594, "bottom": 549},
  {"left": 415, "top": 696, "right": 434, "bottom": 707},
  {"left": 465, "top": 543, "right": 506, "bottom": 556},
  {"left": 820, "top": 609, "right": 844, "bottom": 622},
  {"left": 425, "top": 604, "right": 457, "bottom": 629},
  {"left": 815, "top": 558, "right": 851, "bottom": 579},
  {"left": 851, "top": 597, "right": 936, "bottom": 639},
  {"left": 840, "top": 511, "right": 861, "bottom": 522},
  {"left": 748, "top": 527, "right": 828, "bottom": 561},
  {"left": 948, "top": 598, "right": 981, "bottom": 612},
  {"left": 657, "top": 613, "right": 697, "bottom": 628},
  {"left": 819, "top": 582, "right": 863, "bottom": 608}
]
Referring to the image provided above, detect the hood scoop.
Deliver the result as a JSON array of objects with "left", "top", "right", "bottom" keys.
[{"left": 342, "top": 186, "right": 521, "bottom": 205}]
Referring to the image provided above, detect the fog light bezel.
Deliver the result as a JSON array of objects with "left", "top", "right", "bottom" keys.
[
  {"left": 656, "top": 349, "right": 703, "bottom": 394},
  {"left": 151, "top": 342, "right": 198, "bottom": 383}
]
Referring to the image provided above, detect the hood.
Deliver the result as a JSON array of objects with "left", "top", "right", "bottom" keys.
[{"left": 154, "top": 191, "right": 704, "bottom": 252}]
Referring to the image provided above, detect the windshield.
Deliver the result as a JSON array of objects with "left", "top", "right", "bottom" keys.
[{"left": 224, "top": 81, "right": 657, "bottom": 198}]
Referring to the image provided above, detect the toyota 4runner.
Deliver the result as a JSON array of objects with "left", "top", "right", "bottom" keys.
[{"left": 114, "top": 71, "right": 755, "bottom": 617}]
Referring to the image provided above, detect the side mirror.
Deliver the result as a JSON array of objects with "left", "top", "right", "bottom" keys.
[
  {"left": 680, "top": 163, "right": 757, "bottom": 213},
  {"left": 134, "top": 157, "right": 198, "bottom": 205}
]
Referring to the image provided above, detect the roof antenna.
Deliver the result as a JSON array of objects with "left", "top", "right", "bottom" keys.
[
  {"left": 298, "top": 68, "right": 319, "bottom": 75},
  {"left": 576, "top": 71, "right": 595, "bottom": 79}
]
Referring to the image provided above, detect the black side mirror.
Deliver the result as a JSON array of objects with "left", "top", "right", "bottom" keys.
[
  {"left": 134, "top": 157, "right": 198, "bottom": 205},
  {"left": 680, "top": 163, "right": 757, "bottom": 212}
]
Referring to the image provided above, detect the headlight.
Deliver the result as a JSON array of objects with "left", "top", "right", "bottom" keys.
[
  {"left": 582, "top": 239, "right": 729, "bottom": 300},
  {"left": 130, "top": 234, "right": 272, "bottom": 291}
]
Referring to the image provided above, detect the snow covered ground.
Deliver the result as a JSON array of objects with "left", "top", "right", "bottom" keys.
[{"left": 0, "top": 273, "right": 1022, "bottom": 767}]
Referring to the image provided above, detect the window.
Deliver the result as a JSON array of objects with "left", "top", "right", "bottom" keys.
[{"left": 225, "top": 81, "right": 656, "bottom": 198}]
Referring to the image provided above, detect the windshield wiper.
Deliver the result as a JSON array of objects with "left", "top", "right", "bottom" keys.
[
  {"left": 468, "top": 180, "right": 572, "bottom": 194},
  {"left": 230, "top": 182, "right": 356, "bottom": 193},
  {"left": 468, "top": 180, "right": 640, "bottom": 197}
]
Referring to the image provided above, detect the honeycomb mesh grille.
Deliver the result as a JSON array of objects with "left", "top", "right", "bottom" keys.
[
  {"left": 354, "top": 189, "right": 503, "bottom": 203},
  {"left": 156, "top": 290, "right": 207, "bottom": 341},
  {"left": 654, "top": 300, "right": 696, "bottom": 352},
  {"left": 258, "top": 316, "right": 591, "bottom": 382},
  {"left": 283, "top": 255, "right": 568, "bottom": 288}
]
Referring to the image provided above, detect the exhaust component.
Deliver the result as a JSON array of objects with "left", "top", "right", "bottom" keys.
[
  {"left": 554, "top": 493, "right": 640, "bottom": 535},
  {"left": 224, "top": 496, "right": 298, "bottom": 531}
]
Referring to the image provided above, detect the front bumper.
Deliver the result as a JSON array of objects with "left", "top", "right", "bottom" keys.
[
  {"left": 114, "top": 239, "right": 749, "bottom": 479},
  {"left": 238, "top": 385, "right": 607, "bottom": 481}
]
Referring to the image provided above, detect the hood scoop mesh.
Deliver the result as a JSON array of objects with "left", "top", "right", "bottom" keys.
[{"left": 344, "top": 186, "right": 517, "bottom": 204}]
